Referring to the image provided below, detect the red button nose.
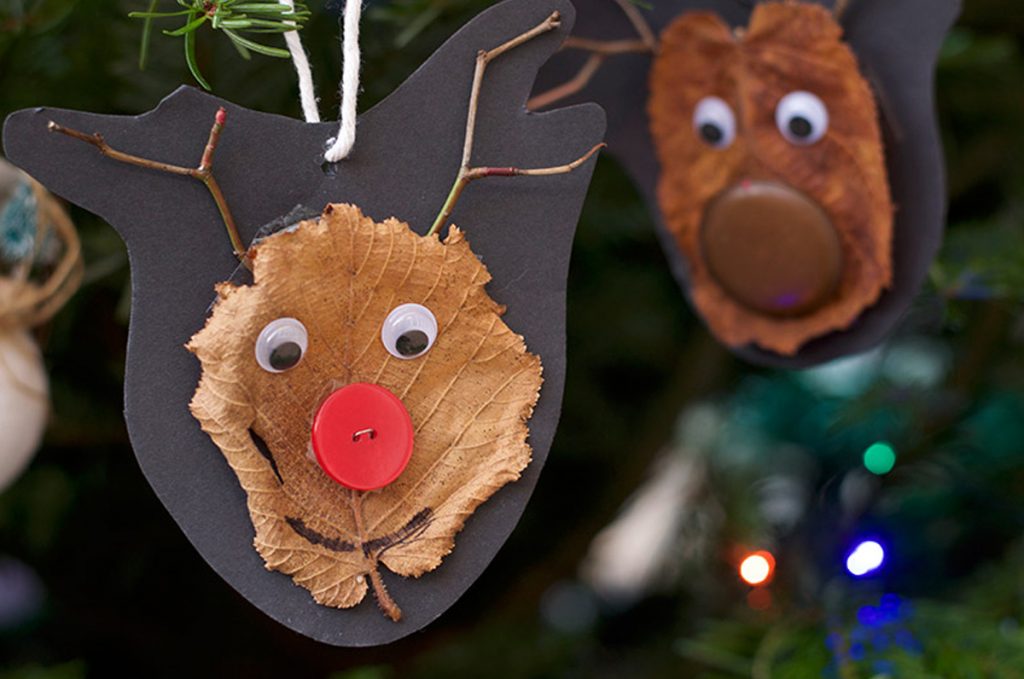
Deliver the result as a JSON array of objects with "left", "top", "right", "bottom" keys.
[{"left": 311, "top": 383, "right": 414, "bottom": 491}]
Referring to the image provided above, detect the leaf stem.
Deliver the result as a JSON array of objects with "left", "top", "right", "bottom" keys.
[
  {"left": 349, "top": 491, "right": 403, "bottom": 622},
  {"left": 48, "top": 107, "right": 250, "bottom": 268},
  {"left": 367, "top": 564, "right": 402, "bottom": 622}
]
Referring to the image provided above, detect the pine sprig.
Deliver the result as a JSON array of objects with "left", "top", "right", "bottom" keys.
[{"left": 130, "top": 0, "right": 311, "bottom": 90}]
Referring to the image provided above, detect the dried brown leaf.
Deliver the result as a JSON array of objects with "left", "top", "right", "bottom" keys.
[
  {"left": 649, "top": 2, "right": 893, "bottom": 355},
  {"left": 188, "top": 204, "right": 542, "bottom": 620}
]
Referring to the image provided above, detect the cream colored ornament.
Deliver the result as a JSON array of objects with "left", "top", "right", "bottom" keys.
[
  {"left": 0, "top": 329, "right": 48, "bottom": 491},
  {"left": 0, "top": 160, "right": 82, "bottom": 492}
]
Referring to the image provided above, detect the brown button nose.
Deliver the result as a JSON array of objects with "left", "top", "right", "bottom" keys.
[{"left": 700, "top": 181, "right": 842, "bottom": 317}]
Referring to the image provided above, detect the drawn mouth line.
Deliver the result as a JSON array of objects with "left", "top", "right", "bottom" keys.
[
  {"left": 286, "top": 508, "right": 434, "bottom": 558},
  {"left": 249, "top": 428, "right": 284, "bottom": 484},
  {"left": 249, "top": 428, "right": 435, "bottom": 558}
]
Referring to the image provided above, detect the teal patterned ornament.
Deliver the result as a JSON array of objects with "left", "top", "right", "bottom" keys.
[
  {"left": 0, "top": 181, "right": 37, "bottom": 263},
  {"left": 0, "top": 159, "right": 82, "bottom": 492}
]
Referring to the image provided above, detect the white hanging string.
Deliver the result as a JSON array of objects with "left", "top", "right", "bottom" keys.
[
  {"left": 281, "top": 0, "right": 321, "bottom": 124},
  {"left": 281, "top": 0, "right": 362, "bottom": 161},
  {"left": 324, "top": 0, "right": 363, "bottom": 162}
]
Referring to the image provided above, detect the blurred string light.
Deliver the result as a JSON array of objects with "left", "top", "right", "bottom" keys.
[
  {"left": 881, "top": 338, "right": 952, "bottom": 389},
  {"left": 580, "top": 455, "right": 701, "bottom": 602},
  {"left": 826, "top": 594, "right": 921, "bottom": 676},
  {"left": 847, "top": 540, "right": 886, "bottom": 576},
  {"left": 539, "top": 580, "right": 598, "bottom": 635},
  {"left": 0, "top": 557, "right": 45, "bottom": 630},
  {"left": 747, "top": 588, "right": 772, "bottom": 611},
  {"left": 756, "top": 473, "right": 808, "bottom": 530},
  {"left": 839, "top": 470, "right": 880, "bottom": 516},
  {"left": 739, "top": 550, "right": 776, "bottom": 586},
  {"left": 863, "top": 441, "right": 897, "bottom": 475},
  {"left": 798, "top": 350, "right": 882, "bottom": 398}
]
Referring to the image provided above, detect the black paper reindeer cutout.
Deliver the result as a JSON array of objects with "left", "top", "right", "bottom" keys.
[
  {"left": 3, "top": 0, "right": 604, "bottom": 646},
  {"left": 534, "top": 0, "right": 960, "bottom": 368}
]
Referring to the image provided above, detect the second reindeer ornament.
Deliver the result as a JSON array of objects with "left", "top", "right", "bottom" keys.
[{"left": 535, "top": 0, "right": 960, "bottom": 367}]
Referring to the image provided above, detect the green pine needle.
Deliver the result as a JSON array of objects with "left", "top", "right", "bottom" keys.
[
  {"left": 183, "top": 17, "right": 212, "bottom": 90},
  {"left": 137, "top": 0, "right": 159, "bottom": 70},
  {"left": 164, "top": 13, "right": 209, "bottom": 37},
  {"left": 222, "top": 28, "right": 291, "bottom": 58},
  {"left": 131, "top": 0, "right": 309, "bottom": 90}
]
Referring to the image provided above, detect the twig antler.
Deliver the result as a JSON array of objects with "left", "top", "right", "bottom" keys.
[
  {"left": 47, "top": 108, "right": 250, "bottom": 269},
  {"left": 531, "top": 0, "right": 854, "bottom": 110},
  {"left": 527, "top": 0, "right": 656, "bottom": 111},
  {"left": 615, "top": 0, "right": 658, "bottom": 49},
  {"left": 48, "top": 15, "right": 606, "bottom": 264},
  {"left": 427, "top": 11, "right": 605, "bottom": 237}
]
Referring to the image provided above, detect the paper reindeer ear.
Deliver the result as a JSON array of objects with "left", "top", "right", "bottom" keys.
[
  {"left": 534, "top": 0, "right": 960, "bottom": 368},
  {"left": 3, "top": 0, "right": 604, "bottom": 646}
]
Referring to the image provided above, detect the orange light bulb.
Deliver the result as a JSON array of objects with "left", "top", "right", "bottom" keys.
[{"left": 739, "top": 550, "right": 776, "bottom": 586}]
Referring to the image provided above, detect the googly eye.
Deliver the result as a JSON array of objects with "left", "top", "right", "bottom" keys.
[
  {"left": 381, "top": 304, "right": 438, "bottom": 360},
  {"left": 255, "top": 318, "right": 308, "bottom": 373},
  {"left": 693, "top": 96, "right": 737, "bottom": 149},
  {"left": 775, "top": 91, "right": 829, "bottom": 145}
]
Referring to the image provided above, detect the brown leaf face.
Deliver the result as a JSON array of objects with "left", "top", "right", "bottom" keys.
[
  {"left": 648, "top": 2, "right": 893, "bottom": 356},
  {"left": 187, "top": 204, "right": 542, "bottom": 620}
]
